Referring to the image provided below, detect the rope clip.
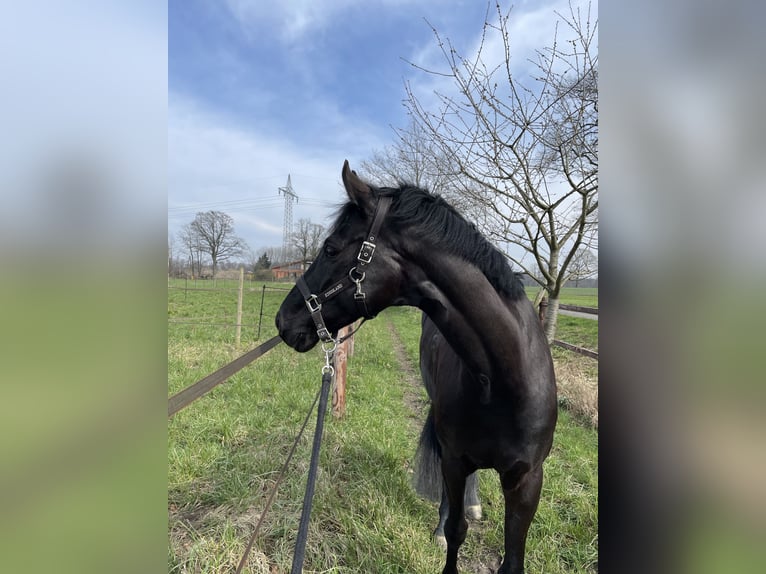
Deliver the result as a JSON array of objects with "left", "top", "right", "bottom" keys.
[{"left": 321, "top": 339, "right": 336, "bottom": 376}]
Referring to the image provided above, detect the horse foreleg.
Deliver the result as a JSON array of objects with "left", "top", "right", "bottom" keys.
[
  {"left": 498, "top": 464, "right": 542, "bottom": 574},
  {"left": 464, "top": 471, "right": 482, "bottom": 520},
  {"left": 440, "top": 458, "right": 468, "bottom": 574},
  {"left": 435, "top": 471, "right": 480, "bottom": 551}
]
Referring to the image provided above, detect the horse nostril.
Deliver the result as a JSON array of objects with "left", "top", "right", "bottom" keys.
[{"left": 275, "top": 313, "right": 282, "bottom": 331}]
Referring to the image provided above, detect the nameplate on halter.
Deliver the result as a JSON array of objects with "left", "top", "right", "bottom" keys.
[
  {"left": 322, "top": 281, "right": 345, "bottom": 300},
  {"left": 358, "top": 241, "right": 376, "bottom": 264}
]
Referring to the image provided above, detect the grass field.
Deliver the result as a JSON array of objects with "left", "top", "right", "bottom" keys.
[
  {"left": 168, "top": 283, "right": 598, "bottom": 573},
  {"left": 555, "top": 315, "right": 598, "bottom": 352},
  {"left": 168, "top": 279, "right": 289, "bottom": 346},
  {"left": 524, "top": 286, "right": 598, "bottom": 308}
]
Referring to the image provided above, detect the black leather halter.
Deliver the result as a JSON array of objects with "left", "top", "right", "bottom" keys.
[{"left": 296, "top": 194, "right": 392, "bottom": 342}]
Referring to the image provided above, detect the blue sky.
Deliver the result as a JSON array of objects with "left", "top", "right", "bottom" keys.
[{"left": 168, "top": 0, "right": 591, "bottom": 255}]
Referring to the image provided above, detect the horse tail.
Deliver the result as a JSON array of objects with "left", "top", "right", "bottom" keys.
[{"left": 413, "top": 406, "right": 442, "bottom": 502}]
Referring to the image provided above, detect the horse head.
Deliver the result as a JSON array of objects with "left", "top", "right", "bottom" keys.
[{"left": 276, "top": 161, "right": 403, "bottom": 352}]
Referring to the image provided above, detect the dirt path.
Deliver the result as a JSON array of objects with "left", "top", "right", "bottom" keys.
[
  {"left": 559, "top": 308, "right": 598, "bottom": 321},
  {"left": 385, "top": 320, "right": 428, "bottom": 431},
  {"left": 387, "top": 319, "right": 503, "bottom": 574}
]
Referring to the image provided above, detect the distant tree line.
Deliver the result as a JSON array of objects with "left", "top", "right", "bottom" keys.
[
  {"left": 173, "top": 210, "right": 248, "bottom": 278},
  {"left": 168, "top": 211, "right": 326, "bottom": 280}
]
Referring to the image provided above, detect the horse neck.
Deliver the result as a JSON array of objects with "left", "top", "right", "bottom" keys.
[{"left": 405, "top": 248, "right": 531, "bottom": 378}]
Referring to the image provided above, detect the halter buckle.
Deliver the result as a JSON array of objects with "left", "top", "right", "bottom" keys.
[
  {"left": 357, "top": 241, "right": 376, "bottom": 264},
  {"left": 316, "top": 326, "right": 331, "bottom": 341},
  {"left": 305, "top": 294, "right": 322, "bottom": 314}
]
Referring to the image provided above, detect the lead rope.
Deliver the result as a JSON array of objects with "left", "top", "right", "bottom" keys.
[
  {"left": 289, "top": 340, "right": 335, "bottom": 574},
  {"left": 234, "top": 342, "right": 336, "bottom": 574},
  {"left": 234, "top": 386, "right": 323, "bottom": 574}
]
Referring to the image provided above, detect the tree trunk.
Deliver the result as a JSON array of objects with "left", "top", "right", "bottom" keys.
[{"left": 543, "top": 296, "right": 560, "bottom": 343}]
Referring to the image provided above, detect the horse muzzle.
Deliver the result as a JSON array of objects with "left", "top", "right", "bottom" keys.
[{"left": 275, "top": 310, "right": 319, "bottom": 352}]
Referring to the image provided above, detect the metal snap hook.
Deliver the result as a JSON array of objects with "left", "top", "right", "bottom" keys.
[
  {"left": 321, "top": 339, "right": 337, "bottom": 354},
  {"left": 349, "top": 267, "right": 365, "bottom": 283}
]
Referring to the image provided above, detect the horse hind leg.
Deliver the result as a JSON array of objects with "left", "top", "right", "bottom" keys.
[
  {"left": 434, "top": 472, "right": 479, "bottom": 549},
  {"left": 440, "top": 457, "right": 469, "bottom": 574},
  {"left": 433, "top": 489, "right": 449, "bottom": 549},
  {"left": 464, "top": 471, "right": 482, "bottom": 520},
  {"left": 498, "top": 462, "right": 542, "bottom": 574}
]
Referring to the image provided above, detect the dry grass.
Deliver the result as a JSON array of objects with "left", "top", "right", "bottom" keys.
[
  {"left": 169, "top": 502, "right": 273, "bottom": 574},
  {"left": 554, "top": 352, "right": 599, "bottom": 428}
]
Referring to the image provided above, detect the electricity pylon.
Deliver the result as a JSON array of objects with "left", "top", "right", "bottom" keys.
[{"left": 278, "top": 175, "right": 298, "bottom": 264}]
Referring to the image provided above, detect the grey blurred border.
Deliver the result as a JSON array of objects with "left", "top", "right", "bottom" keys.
[
  {"left": 3, "top": 1, "right": 764, "bottom": 572},
  {"left": 602, "top": 1, "right": 766, "bottom": 572},
  {"left": 0, "top": 2, "right": 168, "bottom": 573}
]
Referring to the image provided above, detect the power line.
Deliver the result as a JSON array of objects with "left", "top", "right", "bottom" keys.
[
  {"left": 168, "top": 195, "right": 334, "bottom": 216},
  {"left": 168, "top": 197, "right": 286, "bottom": 214}
]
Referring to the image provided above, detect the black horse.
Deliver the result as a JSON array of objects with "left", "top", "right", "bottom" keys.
[{"left": 276, "top": 161, "right": 557, "bottom": 574}]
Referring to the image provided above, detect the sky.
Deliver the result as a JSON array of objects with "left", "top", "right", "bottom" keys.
[{"left": 168, "top": 0, "right": 594, "bottom": 258}]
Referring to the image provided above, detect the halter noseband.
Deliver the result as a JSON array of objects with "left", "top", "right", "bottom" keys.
[{"left": 296, "top": 194, "right": 393, "bottom": 342}]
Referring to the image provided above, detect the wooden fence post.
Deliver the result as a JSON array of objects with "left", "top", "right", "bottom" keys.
[
  {"left": 257, "top": 284, "right": 266, "bottom": 339},
  {"left": 332, "top": 325, "right": 350, "bottom": 418},
  {"left": 235, "top": 267, "right": 244, "bottom": 346},
  {"left": 538, "top": 297, "right": 548, "bottom": 325}
]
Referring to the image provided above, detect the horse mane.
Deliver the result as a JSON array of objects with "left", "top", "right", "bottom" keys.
[
  {"left": 330, "top": 182, "right": 520, "bottom": 300},
  {"left": 330, "top": 181, "right": 525, "bottom": 299},
  {"left": 385, "top": 184, "right": 525, "bottom": 300}
]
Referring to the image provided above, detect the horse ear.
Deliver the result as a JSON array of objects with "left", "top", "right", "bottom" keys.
[{"left": 342, "top": 159, "right": 372, "bottom": 207}]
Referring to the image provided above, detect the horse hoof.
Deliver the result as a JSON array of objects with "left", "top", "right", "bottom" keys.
[
  {"left": 433, "top": 533, "right": 448, "bottom": 550},
  {"left": 466, "top": 504, "right": 482, "bottom": 520}
]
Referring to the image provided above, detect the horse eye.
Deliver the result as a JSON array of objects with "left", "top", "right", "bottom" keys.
[{"left": 324, "top": 243, "right": 340, "bottom": 257}]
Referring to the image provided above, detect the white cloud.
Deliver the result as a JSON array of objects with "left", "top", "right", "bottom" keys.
[
  {"left": 405, "top": 0, "right": 597, "bottom": 112},
  {"left": 169, "top": 1, "right": 599, "bottom": 253},
  {"left": 168, "top": 93, "right": 373, "bottom": 251},
  {"left": 235, "top": 213, "right": 284, "bottom": 236},
  {"left": 223, "top": 0, "right": 361, "bottom": 43},
  {"left": 223, "top": 0, "right": 438, "bottom": 43}
]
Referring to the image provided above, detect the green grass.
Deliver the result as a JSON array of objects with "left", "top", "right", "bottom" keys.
[
  {"left": 558, "top": 287, "right": 598, "bottom": 307},
  {"left": 524, "top": 286, "right": 599, "bottom": 308},
  {"left": 555, "top": 314, "right": 599, "bottom": 352},
  {"left": 169, "top": 289, "right": 598, "bottom": 573},
  {"left": 168, "top": 280, "right": 291, "bottom": 346}
]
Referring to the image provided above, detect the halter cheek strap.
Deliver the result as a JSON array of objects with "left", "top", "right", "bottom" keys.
[
  {"left": 296, "top": 194, "right": 392, "bottom": 342},
  {"left": 296, "top": 275, "right": 333, "bottom": 342},
  {"left": 349, "top": 194, "right": 391, "bottom": 318},
  {"left": 355, "top": 194, "right": 391, "bottom": 270}
]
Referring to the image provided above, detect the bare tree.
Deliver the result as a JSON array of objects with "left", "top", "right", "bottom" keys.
[
  {"left": 167, "top": 234, "right": 174, "bottom": 279},
  {"left": 567, "top": 247, "right": 597, "bottom": 287},
  {"left": 167, "top": 235, "right": 186, "bottom": 278},
  {"left": 189, "top": 210, "right": 247, "bottom": 277},
  {"left": 177, "top": 223, "right": 204, "bottom": 278},
  {"left": 290, "top": 219, "right": 325, "bottom": 264},
  {"left": 404, "top": 1, "right": 598, "bottom": 340},
  {"left": 360, "top": 120, "right": 455, "bottom": 194},
  {"left": 242, "top": 245, "right": 260, "bottom": 276}
]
